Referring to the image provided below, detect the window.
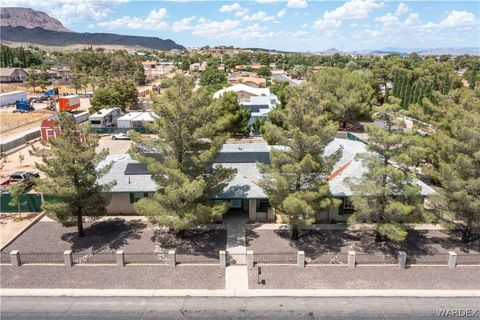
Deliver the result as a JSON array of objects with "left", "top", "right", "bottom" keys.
[
  {"left": 90, "top": 120, "right": 101, "bottom": 125},
  {"left": 129, "top": 192, "right": 149, "bottom": 203},
  {"left": 230, "top": 199, "right": 242, "bottom": 208}
]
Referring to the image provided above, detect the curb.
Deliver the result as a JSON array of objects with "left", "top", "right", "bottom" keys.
[
  {"left": 1, "top": 288, "right": 479, "bottom": 298},
  {"left": 0, "top": 212, "right": 45, "bottom": 252}
]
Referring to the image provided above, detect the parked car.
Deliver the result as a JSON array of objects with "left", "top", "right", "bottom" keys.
[
  {"left": 111, "top": 131, "right": 132, "bottom": 140},
  {"left": 0, "top": 171, "right": 39, "bottom": 192}
]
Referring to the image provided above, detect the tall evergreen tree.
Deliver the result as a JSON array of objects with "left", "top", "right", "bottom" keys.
[
  {"left": 259, "top": 86, "right": 341, "bottom": 240},
  {"left": 131, "top": 74, "right": 236, "bottom": 234},
  {"left": 30, "top": 113, "right": 112, "bottom": 237},
  {"left": 347, "top": 102, "right": 425, "bottom": 243}
]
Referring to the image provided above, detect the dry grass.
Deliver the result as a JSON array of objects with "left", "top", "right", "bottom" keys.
[{"left": 0, "top": 109, "right": 54, "bottom": 134}]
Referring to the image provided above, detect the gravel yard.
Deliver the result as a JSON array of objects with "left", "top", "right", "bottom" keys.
[
  {"left": 1, "top": 218, "right": 226, "bottom": 256},
  {"left": 249, "top": 266, "right": 480, "bottom": 290},
  {"left": 246, "top": 228, "right": 480, "bottom": 259},
  {"left": 1, "top": 265, "right": 224, "bottom": 289}
]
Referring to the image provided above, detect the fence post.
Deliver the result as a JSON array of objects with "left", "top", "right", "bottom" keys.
[
  {"left": 168, "top": 250, "right": 176, "bottom": 267},
  {"left": 64, "top": 250, "right": 73, "bottom": 267},
  {"left": 297, "top": 251, "right": 305, "bottom": 267},
  {"left": 348, "top": 251, "right": 356, "bottom": 269},
  {"left": 246, "top": 250, "right": 254, "bottom": 268},
  {"left": 116, "top": 250, "right": 125, "bottom": 267},
  {"left": 398, "top": 251, "right": 407, "bottom": 269},
  {"left": 219, "top": 250, "right": 226, "bottom": 268},
  {"left": 448, "top": 252, "right": 457, "bottom": 269},
  {"left": 10, "top": 250, "right": 20, "bottom": 267}
]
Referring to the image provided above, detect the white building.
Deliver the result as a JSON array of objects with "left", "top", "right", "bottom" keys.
[
  {"left": 117, "top": 112, "right": 158, "bottom": 129},
  {"left": 213, "top": 84, "right": 279, "bottom": 125}
]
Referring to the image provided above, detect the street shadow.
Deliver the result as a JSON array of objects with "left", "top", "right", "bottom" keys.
[{"left": 61, "top": 218, "right": 147, "bottom": 252}]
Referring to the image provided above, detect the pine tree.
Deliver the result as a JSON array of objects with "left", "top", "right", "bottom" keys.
[
  {"left": 30, "top": 113, "right": 112, "bottom": 237},
  {"left": 131, "top": 74, "right": 236, "bottom": 235},
  {"left": 259, "top": 86, "right": 341, "bottom": 240},
  {"left": 211, "top": 92, "right": 251, "bottom": 136},
  {"left": 347, "top": 102, "right": 425, "bottom": 243}
]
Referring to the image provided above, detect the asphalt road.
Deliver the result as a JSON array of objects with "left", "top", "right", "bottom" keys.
[{"left": 1, "top": 296, "right": 479, "bottom": 319}]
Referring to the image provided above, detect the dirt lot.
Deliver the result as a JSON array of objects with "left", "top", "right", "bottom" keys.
[
  {"left": 246, "top": 228, "right": 480, "bottom": 258},
  {"left": 1, "top": 217, "right": 226, "bottom": 256},
  {"left": 1, "top": 136, "right": 131, "bottom": 178},
  {"left": 0, "top": 213, "right": 39, "bottom": 247},
  {"left": 0, "top": 107, "right": 54, "bottom": 139}
]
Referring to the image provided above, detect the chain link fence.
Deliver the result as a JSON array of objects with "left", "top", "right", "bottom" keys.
[
  {"left": 176, "top": 253, "right": 220, "bottom": 265},
  {"left": 456, "top": 254, "right": 480, "bottom": 266},
  {"left": 72, "top": 252, "right": 117, "bottom": 265},
  {"left": 355, "top": 253, "right": 397, "bottom": 265},
  {"left": 0, "top": 252, "right": 11, "bottom": 264},
  {"left": 407, "top": 254, "right": 450, "bottom": 265}
]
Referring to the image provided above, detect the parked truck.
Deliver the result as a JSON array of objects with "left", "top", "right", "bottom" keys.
[
  {"left": 58, "top": 95, "right": 80, "bottom": 112},
  {"left": 13, "top": 99, "right": 35, "bottom": 113},
  {"left": 0, "top": 91, "right": 27, "bottom": 107},
  {"left": 0, "top": 171, "right": 39, "bottom": 193}
]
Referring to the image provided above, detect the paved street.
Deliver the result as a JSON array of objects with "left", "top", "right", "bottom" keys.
[{"left": 2, "top": 296, "right": 479, "bottom": 319}]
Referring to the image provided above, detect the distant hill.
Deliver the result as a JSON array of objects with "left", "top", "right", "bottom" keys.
[
  {"left": 0, "top": 7, "right": 70, "bottom": 32},
  {"left": 0, "top": 7, "right": 185, "bottom": 51},
  {"left": 1, "top": 26, "right": 185, "bottom": 51}
]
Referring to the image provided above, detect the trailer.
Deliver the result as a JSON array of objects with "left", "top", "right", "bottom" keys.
[
  {"left": 89, "top": 108, "right": 122, "bottom": 128},
  {"left": 57, "top": 95, "right": 80, "bottom": 112},
  {"left": 0, "top": 91, "right": 27, "bottom": 107}
]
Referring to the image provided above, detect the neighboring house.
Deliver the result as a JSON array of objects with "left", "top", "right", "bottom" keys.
[
  {"left": 271, "top": 71, "right": 302, "bottom": 86},
  {"left": 228, "top": 76, "right": 266, "bottom": 88},
  {"left": 117, "top": 112, "right": 157, "bottom": 129},
  {"left": 142, "top": 60, "right": 157, "bottom": 70},
  {"left": 97, "top": 138, "right": 435, "bottom": 221},
  {"left": 189, "top": 62, "right": 207, "bottom": 72},
  {"left": 0, "top": 68, "right": 29, "bottom": 83},
  {"left": 213, "top": 84, "right": 279, "bottom": 125}
]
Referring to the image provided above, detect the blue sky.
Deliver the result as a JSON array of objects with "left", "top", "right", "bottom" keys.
[{"left": 2, "top": 1, "right": 479, "bottom": 51}]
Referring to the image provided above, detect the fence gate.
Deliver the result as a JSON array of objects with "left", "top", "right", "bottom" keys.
[{"left": 227, "top": 252, "right": 246, "bottom": 265}]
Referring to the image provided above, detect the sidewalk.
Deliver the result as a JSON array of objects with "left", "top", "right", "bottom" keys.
[{"left": 2, "top": 288, "right": 479, "bottom": 297}]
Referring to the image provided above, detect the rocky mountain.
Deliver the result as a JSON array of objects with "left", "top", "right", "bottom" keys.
[
  {"left": 0, "top": 7, "right": 70, "bottom": 32},
  {"left": 0, "top": 7, "right": 185, "bottom": 51},
  {"left": 1, "top": 26, "right": 185, "bottom": 51}
]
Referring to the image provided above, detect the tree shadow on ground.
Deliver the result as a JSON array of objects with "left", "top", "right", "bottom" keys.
[
  {"left": 151, "top": 229, "right": 226, "bottom": 259},
  {"left": 61, "top": 218, "right": 147, "bottom": 252}
]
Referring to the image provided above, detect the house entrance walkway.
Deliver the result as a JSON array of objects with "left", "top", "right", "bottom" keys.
[{"left": 224, "top": 210, "right": 248, "bottom": 289}]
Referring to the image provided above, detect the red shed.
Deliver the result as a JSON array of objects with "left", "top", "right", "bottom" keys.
[{"left": 40, "top": 118, "right": 60, "bottom": 141}]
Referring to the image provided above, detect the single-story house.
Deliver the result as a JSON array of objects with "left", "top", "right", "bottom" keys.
[
  {"left": 228, "top": 76, "right": 266, "bottom": 88},
  {"left": 97, "top": 138, "right": 435, "bottom": 221},
  {"left": 0, "top": 68, "right": 29, "bottom": 83}
]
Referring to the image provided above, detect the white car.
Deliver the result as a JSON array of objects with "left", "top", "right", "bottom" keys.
[{"left": 111, "top": 131, "right": 132, "bottom": 140}]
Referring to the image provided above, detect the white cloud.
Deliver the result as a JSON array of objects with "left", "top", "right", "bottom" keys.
[
  {"left": 314, "top": 0, "right": 383, "bottom": 30},
  {"left": 96, "top": 8, "right": 169, "bottom": 31},
  {"left": 219, "top": 3, "right": 248, "bottom": 16},
  {"left": 0, "top": 0, "right": 129, "bottom": 24},
  {"left": 242, "top": 11, "right": 275, "bottom": 21},
  {"left": 255, "top": 0, "right": 283, "bottom": 3},
  {"left": 395, "top": 2, "right": 409, "bottom": 16},
  {"left": 171, "top": 16, "right": 196, "bottom": 32},
  {"left": 375, "top": 12, "right": 419, "bottom": 29},
  {"left": 192, "top": 18, "right": 241, "bottom": 38},
  {"left": 277, "top": 9, "right": 286, "bottom": 18},
  {"left": 437, "top": 10, "right": 478, "bottom": 28},
  {"left": 287, "top": 0, "right": 307, "bottom": 8}
]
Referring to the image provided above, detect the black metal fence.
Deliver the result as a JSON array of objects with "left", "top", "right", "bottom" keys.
[
  {"left": 253, "top": 252, "right": 297, "bottom": 265},
  {"left": 72, "top": 252, "right": 117, "bottom": 265},
  {"left": 19, "top": 252, "right": 64, "bottom": 264},
  {"left": 176, "top": 253, "right": 219, "bottom": 265},
  {"left": 306, "top": 253, "right": 348, "bottom": 265},
  {"left": 0, "top": 252, "right": 11, "bottom": 264},
  {"left": 407, "top": 254, "right": 450, "bottom": 265},
  {"left": 355, "top": 253, "right": 397, "bottom": 265},
  {"left": 456, "top": 254, "right": 480, "bottom": 266},
  {"left": 124, "top": 252, "right": 168, "bottom": 265}
]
